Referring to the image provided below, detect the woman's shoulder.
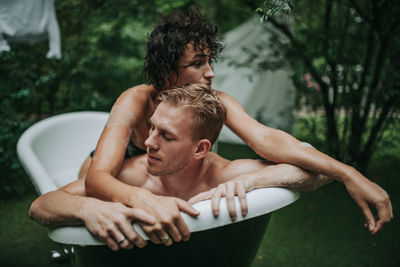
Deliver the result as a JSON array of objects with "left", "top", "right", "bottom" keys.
[
  {"left": 124, "top": 84, "right": 156, "bottom": 98},
  {"left": 115, "top": 84, "right": 156, "bottom": 105},
  {"left": 212, "top": 89, "right": 240, "bottom": 109}
]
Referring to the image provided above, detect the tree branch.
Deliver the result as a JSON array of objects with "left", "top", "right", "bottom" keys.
[
  {"left": 323, "top": 0, "right": 333, "bottom": 54},
  {"left": 336, "top": 2, "right": 351, "bottom": 61},
  {"left": 370, "top": 0, "right": 382, "bottom": 37},
  {"left": 359, "top": 96, "right": 395, "bottom": 167},
  {"left": 324, "top": 0, "right": 338, "bottom": 111},
  {"left": 349, "top": 24, "right": 375, "bottom": 156},
  {"left": 348, "top": 0, "right": 372, "bottom": 23},
  {"left": 360, "top": 35, "right": 389, "bottom": 131}
]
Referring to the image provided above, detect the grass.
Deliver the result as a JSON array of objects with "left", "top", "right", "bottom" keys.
[
  {"left": 1, "top": 143, "right": 399, "bottom": 266},
  {"left": 252, "top": 177, "right": 399, "bottom": 267},
  {"left": 221, "top": 142, "right": 400, "bottom": 267},
  {"left": 0, "top": 193, "right": 70, "bottom": 267}
]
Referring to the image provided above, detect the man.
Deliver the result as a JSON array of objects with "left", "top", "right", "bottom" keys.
[{"left": 29, "top": 84, "right": 333, "bottom": 251}]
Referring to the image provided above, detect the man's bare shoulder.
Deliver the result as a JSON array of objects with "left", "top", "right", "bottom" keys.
[
  {"left": 219, "top": 158, "right": 269, "bottom": 183},
  {"left": 207, "top": 153, "right": 268, "bottom": 184}
]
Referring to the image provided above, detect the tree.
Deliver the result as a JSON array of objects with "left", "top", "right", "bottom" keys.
[{"left": 251, "top": 0, "right": 400, "bottom": 172}]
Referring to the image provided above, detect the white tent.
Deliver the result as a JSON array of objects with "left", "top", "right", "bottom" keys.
[{"left": 213, "top": 17, "right": 295, "bottom": 145}]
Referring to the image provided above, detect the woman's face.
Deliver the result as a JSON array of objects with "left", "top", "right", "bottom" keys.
[{"left": 174, "top": 43, "right": 215, "bottom": 88}]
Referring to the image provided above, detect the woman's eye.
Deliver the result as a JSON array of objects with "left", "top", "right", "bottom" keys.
[
  {"left": 187, "top": 61, "right": 202, "bottom": 68},
  {"left": 182, "top": 60, "right": 205, "bottom": 68}
]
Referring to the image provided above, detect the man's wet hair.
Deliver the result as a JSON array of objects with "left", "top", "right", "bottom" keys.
[
  {"left": 157, "top": 83, "right": 226, "bottom": 144},
  {"left": 144, "top": 7, "right": 223, "bottom": 91}
]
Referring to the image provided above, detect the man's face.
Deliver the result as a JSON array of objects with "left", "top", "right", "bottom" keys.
[
  {"left": 144, "top": 102, "right": 197, "bottom": 176},
  {"left": 174, "top": 43, "right": 215, "bottom": 88}
]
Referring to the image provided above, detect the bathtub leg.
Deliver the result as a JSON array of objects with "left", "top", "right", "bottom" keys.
[{"left": 50, "top": 245, "right": 73, "bottom": 264}]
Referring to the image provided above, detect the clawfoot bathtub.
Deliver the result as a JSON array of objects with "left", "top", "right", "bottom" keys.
[{"left": 17, "top": 111, "right": 299, "bottom": 267}]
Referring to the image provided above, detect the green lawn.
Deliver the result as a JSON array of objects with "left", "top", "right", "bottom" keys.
[
  {"left": 222, "top": 142, "right": 400, "bottom": 267},
  {"left": 253, "top": 180, "right": 399, "bottom": 267},
  {"left": 1, "top": 144, "right": 399, "bottom": 267},
  {"left": 0, "top": 193, "right": 69, "bottom": 267}
]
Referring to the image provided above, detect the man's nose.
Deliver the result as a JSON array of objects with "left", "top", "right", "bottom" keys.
[{"left": 144, "top": 131, "right": 159, "bottom": 150}]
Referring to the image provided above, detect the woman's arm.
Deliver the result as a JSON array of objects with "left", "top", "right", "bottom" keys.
[
  {"left": 85, "top": 86, "right": 150, "bottom": 201},
  {"left": 190, "top": 160, "right": 333, "bottom": 220},
  {"left": 216, "top": 90, "right": 393, "bottom": 234}
]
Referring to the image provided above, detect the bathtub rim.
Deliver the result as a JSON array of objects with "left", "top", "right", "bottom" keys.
[{"left": 48, "top": 187, "right": 299, "bottom": 246}]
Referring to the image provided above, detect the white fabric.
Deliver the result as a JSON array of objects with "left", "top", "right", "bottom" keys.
[
  {"left": 0, "top": 0, "right": 61, "bottom": 59},
  {"left": 213, "top": 17, "right": 295, "bottom": 144}
]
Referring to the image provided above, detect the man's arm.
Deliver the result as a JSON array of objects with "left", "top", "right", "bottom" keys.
[
  {"left": 217, "top": 90, "right": 393, "bottom": 234},
  {"left": 29, "top": 179, "right": 155, "bottom": 251}
]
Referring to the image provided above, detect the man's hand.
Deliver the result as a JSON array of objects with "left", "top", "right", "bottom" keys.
[
  {"left": 189, "top": 177, "right": 254, "bottom": 221},
  {"left": 81, "top": 199, "right": 155, "bottom": 251},
  {"left": 134, "top": 192, "right": 200, "bottom": 246},
  {"left": 344, "top": 171, "right": 393, "bottom": 234}
]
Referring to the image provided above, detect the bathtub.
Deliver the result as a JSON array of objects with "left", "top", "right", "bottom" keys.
[{"left": 17, "top": 111, "right": 300, "bottom": 267}]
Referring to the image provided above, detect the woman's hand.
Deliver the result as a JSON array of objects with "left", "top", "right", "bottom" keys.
[
  {"left": 80, "top": 199, "right": 155, "bottom": 251},
  {"left": 133, "top": 192, "right": 200, "bottom": 246},
  {"left": 343, "top": 169, "right": 393, "bottom": 234},
  {"left": 189, "top": 176, "right": 255, "bottom": 221}
]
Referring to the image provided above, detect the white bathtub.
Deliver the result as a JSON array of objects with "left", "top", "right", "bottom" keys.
[{"left": 17, "top": 111, "right": 299, "bottom": 266}]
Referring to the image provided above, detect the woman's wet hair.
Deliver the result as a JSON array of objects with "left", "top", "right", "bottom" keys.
[
  {"left": 144, "top": 7, "right": 223, "bottom": 91},
  {"left": 157, "top": 83, "right": 226, "bottom": 144}
]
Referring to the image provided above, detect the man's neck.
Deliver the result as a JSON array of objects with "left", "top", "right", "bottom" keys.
[{"left": 158, "top": 156, "right": 212, "bottom": 200}]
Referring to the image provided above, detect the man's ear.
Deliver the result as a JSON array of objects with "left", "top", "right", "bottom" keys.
[{"left": 194, "top": 139, "right": 211, "bottom": 159}]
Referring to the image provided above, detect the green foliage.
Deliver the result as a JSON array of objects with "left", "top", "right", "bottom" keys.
[
  {"left": 254, "top": 0, "right": 400, "bottom": 171},
  {"left": 256, "top": 0, "right": 293, "bottom": 22}
]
